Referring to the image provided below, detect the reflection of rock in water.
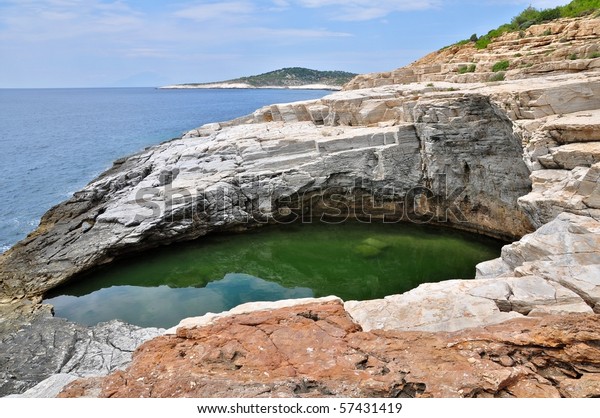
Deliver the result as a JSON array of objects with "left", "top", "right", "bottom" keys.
[
  {"left": 205, "top": 273, "right": 313, "bottom": 308},
  {"left": 46, "top": 274, "right": 313, "bottom": 328}
]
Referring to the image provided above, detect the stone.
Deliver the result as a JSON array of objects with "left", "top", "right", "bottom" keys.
[
  {"left": 543, "top": 110, "right": 600, "bottom": 144},
  {"left": 0, "top": 313, "right": 162, "bottom": 397},
  {"left": 5, "top": 374, "right": 79, "bottom": 398},
  {"left": 478, "top": 212, "right": 600, "bottom": 312},
  {"left": 548, "top": 142, "right": 600, "bottom": 169},
  {"left": 345, "top": 280, "right": 523, "bottom": 333},
  {"left": 165, "top": 296, "right": 341, "bottom": 334},
  {"left": 518, "top": 165, "right": 600, "bottom": 228},
  {"left": 58, "top": 302, "right": 600, "bottom": 398},
  {"left": 345, "top": 270, "right": 592, "bottom": 334}
]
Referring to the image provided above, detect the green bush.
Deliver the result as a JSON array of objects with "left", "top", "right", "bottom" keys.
[
  {"left": 560, "top": 0, "right": 600, "bottom": 17},
  {"left": 589, "top": 52, "right": 600, "bottom": 58},
  {"left": 539, "top": 7, "right": 561, "bottom": 21},
  {"left": 489, "top": 72, "right": 505, "bottom": 82},
  {"left": 457, "top": 64, "right": 476, "bottom": 74},
  {"left": 475, "top": 37, "right": 491, "bottom": 49},
  {"left": 511, "top": 6, "right": 542, "bottom": 28},
  {"left": 454, "top": 0, "right": 600, "bottom": 49},
  {"left": 454, "top": 39, "right": 471, "bottom": 46},
  {"left": 492, "top": 60, "right": 510, "bottom": 72},
  {"left": 569, "top": 53, "right": 579, "bottom": 60}
]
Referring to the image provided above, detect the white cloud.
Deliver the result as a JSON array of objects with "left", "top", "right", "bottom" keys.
[
  {"left": 247, "top": 27, "right": 352, "bottom": 38},
  {"left": 0, "top": 0, "right": 145, "bottom": 41},
  {"left": 172, "top": 1, "right": 256, "bottom": 22},
  {"left": 292, "top": 0, "right": 441, "bottom": 21}
]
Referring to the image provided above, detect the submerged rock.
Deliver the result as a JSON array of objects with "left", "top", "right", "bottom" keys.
[{"left": 353, "top": 244, "right": 382, "bottom": 257}]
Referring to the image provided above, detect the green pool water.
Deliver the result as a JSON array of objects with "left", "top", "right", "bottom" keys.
[{"left": 45, "top": 222, "right": 503, "bottom": 328}]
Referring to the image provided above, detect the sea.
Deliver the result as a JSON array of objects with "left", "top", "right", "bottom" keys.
[{"left": 0, "top": 88, "right": 331, "bottom": 253}]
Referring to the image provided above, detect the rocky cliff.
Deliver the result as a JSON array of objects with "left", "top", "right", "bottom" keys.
[
  {"left": 345, "top": 17, "right": 599, "bottom": 89},
  {"left": 0, "top": 81, "right": 541, "bottom": 300},
  {"left": 2, "top": 15, "right": 600, "bottom": 398}
]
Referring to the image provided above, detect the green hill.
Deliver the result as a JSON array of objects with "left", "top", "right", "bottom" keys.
[{"left": 180, "top": 67, "right": 357, "bottom": 88}]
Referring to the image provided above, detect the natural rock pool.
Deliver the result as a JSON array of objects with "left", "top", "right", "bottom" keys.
[{"left": 45, "top": 222, "right": 502, "bottom": 328}]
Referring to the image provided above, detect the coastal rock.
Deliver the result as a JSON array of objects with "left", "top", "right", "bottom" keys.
[
  {"left": 165, "top": 296, "right": 342, "bottom": 334},
  {"left": 0, "top": 312, "right": 162, "bottom": 397},
  {"left": 0, "top": 82, "right": 538, "bottom": 300},
  {"left": 476, "top": 212, "right": 600, "bottom": 312},
  {"left": 542, "top": 142, "right": 600, "bottom": 170},
  {"left": 542, "top": 110, "right": 600, "bottom": 144},
  {"left": 344, "top": 269, "right": 591, "bottom": 334},
  {"left": 345, "top": 280, "right": 522, "bottom": 333},
  {"left": 5, "top": 374, "right": 79, "bottom": 398},
  {"left": 58, "top": 300, "right": 600, "bottom": 398},
  {"left": 517, "top": 166, "right": 600, "bottom": 227},
  {"left": 4, "top": 68, "right": 600, "bottom": 301}
]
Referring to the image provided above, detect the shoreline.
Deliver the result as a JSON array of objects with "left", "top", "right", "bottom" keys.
[{"left": 158, "top": 82, "right": 343, "bottom": 91}]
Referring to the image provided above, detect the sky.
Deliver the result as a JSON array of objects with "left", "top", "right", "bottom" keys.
[{"left": 0, "top": 0, "right": 571, "bottom": 88}]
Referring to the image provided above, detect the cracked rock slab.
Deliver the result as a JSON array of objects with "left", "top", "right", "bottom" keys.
[
  {"left": 0, "top": 312, "right": 162, "bottom": 397},
  {"left": 58, "top": 300, "right": 600, "bottom": 398},
  {"left": 477, "top": 212, "right": 600, "bottom": 312}
]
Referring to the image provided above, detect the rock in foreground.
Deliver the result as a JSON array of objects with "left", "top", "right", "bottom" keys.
[
  {"left": 59, "top": 300, "right": 600, "bottom": 398},
  {"left": 0, "top": 309, "right": 162, "bottom": 397}
]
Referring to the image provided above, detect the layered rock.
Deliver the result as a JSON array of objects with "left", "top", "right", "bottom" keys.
[
  {"left": 4, "top": 71, "right": 600, "bottom": 301},
  {"left": 58, "top": 299, "right": 600, "bottom": 398},
  {"left": 0, "top": 82, "right": 539, "bottom": 300}
]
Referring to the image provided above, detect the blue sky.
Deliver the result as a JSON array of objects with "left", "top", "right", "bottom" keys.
[{"left": 0, "top": 0, "right": 569, "bottom": 87}]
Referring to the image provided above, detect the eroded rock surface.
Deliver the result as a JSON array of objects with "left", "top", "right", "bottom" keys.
[
  {"left": 0, "top": 311, "right": 162, "bottom": 397},
  {"left": 477, "top": 212, "right": 600, "bottom": 312},
  {"left": 58, "top": 300, "right": 600, "bottom": 398},
  {"left": 0, "top": 84, "right": 537, "bottom": 300}
]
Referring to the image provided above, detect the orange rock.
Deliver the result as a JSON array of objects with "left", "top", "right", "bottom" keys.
[{"left": 59, "top": 301, "right": 600, "bottom": 398}]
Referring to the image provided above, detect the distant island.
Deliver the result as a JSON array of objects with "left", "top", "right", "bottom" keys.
[{"left": 160, "top": 67, "right": 357, "bottom": 91}]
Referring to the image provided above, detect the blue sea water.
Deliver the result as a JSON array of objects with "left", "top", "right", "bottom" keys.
[{"left": 0, "top": 88, "right": 330, "bottom": 252}]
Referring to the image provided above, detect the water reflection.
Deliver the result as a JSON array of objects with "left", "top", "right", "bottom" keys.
[
  {"left": 45, "top": 222, "right": 503, "bottom": 328},
  {"left": 47, "top": 273, "right": 313, "bottom": 328}
]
